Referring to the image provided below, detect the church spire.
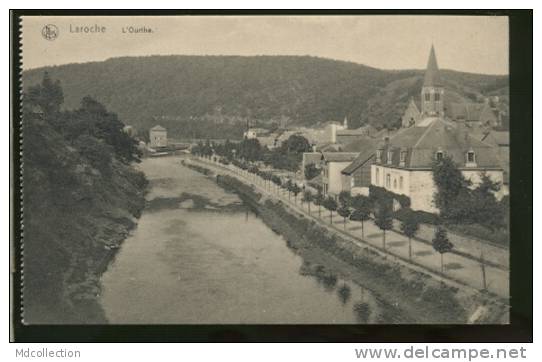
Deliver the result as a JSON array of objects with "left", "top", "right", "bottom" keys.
[{"left": 423, "top": 45, "right": 442, "bottom": 87}]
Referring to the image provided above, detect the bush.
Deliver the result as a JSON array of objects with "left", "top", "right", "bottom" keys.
[
  {"left": 394, "top": 207, "right": 441, "bottom": 225},
  {"left": 369, "top": 185, "right": 411, "bottom": 209}
]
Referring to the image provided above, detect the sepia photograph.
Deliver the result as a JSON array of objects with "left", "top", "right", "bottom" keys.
[{"left": 10, "top": 10, "right": 532, "bottom": 343}]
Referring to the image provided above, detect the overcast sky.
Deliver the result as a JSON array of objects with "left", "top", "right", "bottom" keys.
[{"left": 22, "top": 15, "right": 509, "bottom": 74}]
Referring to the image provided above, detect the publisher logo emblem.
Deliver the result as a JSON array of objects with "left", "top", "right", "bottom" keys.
[{"left": 42, "top": 24, "right": 59, "bottom": 41}]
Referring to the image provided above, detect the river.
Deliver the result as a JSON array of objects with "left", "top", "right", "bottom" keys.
[{"left": 99, "top": 156, "right": 385, "bottom": 324}]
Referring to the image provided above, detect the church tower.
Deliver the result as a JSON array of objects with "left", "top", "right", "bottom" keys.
[{"left": 421, "top": 45, "right": 444, "bottom": 117}]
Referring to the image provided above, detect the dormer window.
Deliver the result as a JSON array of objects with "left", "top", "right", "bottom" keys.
[
  {"left": 400, "top": 150, "right": 407, "bottom": 166},
  {"left": 376, "top": 149, "right": 382, "bottom": 163},
  {"left": 466, "top": 150, "right": 476, "bottom": 167},
  {"left": 435, "top": 150, "right": 444, "bottom": 162},
  {"left": 387, "top": 150, "right": 393, "bottom": 165},
  {"left": 424, "top": 93, "right": 431, "bottom": 101}
]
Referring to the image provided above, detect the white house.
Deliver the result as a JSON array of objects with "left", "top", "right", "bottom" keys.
[
  {"left": 371, "top": 118, "right": 505, "bottom": 213},
  {"left": 149, "top": 125, "right": 167, "bottom": 148},
  {"left": 320, "top": 152, "right": 358, "bottom": 196}
]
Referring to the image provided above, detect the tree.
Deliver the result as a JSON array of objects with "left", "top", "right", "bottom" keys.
[
  {"left": 322, "top": 196, "right": 338, "bottom": 224},
  {"left": 239, "top": 138, "right": 263, "bottom": 161},
  {"left": 338, "top": 191, "right": 352, "bottom": 209},
  {"left": 304, "top": 163, "right": 320, "bottom": 180},
  {"left": 302, "top": 190, "right": 313, "bottom": 214},
  {"left": 291, "top": 183, "right": 301, "bottom": 204},
  {"left": 314, "top": 191, "right": 324, "bottom": 218},
  {"left": 471, "top": 173, "right": 505, "bottom": 231},
  {"left": 285, "top": 179, "right": 293, "bottom": 201},
  {"left": 271, "top": 175, "right": 282, "bottom": 194},
  {"left": 374, "top": 202, "right": 393, "bottom": 250},
  {"left": 73, "top": 135, "right": 113, "bottom": 174},
  {"left": 350, "top": 195, "right": 372, "bottom": 240},
  {"left": 432, "top": 226, "right": 454, "bottom": 273},
  {"left": 432, "top": 155, "right": 471, "bottom": 219},
  {"left": 337, "top": 205, "right": 351, "bottom": 230},
  {"left": 400, "top": 212, "right": 420, "bottom": 261},
  {"left": 26, "top": 72, "right": 64, "bottom": 119},
  {"left": 284, "top": 134, "right": 311, "bottom": 154},
  {"left": 73, "top": 96, "right": 142, "bottom": 163}
]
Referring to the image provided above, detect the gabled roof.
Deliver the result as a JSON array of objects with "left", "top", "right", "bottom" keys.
[
  {"left": 341, "top": 138, "right": 379, "bottom": 175},
  {"left": 321, "top": 152, "right": 359, "bottom": 163},
  {"left": 423, "top": 45, "right": 443, "bottom": 87},
  {"left": 151, "top": 125, "right": 166, "bottom": 131},
  {"left": 379, "top": 118, "right": 501, "bottom": 169}
]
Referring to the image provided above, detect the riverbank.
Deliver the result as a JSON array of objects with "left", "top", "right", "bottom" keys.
[{"left": 184, "top": 160, "right": 509, "bottom": 324}]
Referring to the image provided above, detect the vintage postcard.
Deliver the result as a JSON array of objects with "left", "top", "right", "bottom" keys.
[{"left": 13, "top": 13, "right": 522, "bottom": 332}]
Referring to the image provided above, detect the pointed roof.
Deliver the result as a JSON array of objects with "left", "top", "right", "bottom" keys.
[
  {"left": 151, "top": 125, "right": 166, "bottom": 131},
  {"left": 423, "top": 45, "right": 442, "bottom": 87}
]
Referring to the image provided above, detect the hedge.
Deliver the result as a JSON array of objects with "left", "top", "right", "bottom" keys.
[
  {"left": 369, "top": 185, "right": 411, "bottom": 209},
  {"left": 394, "top": 207, "right": 441, "bottom": 225}
]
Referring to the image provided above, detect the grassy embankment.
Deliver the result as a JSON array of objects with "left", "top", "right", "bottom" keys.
[{"left": 184, "top": 161, "right": 509, "bottom": 324}]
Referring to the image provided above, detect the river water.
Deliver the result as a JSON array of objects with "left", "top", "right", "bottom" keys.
[{"left": 99, "top": 156, "right": 384, "bottom": 324}]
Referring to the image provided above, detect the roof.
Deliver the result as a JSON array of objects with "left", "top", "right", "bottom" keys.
[
  {"left": 336, "top": 128, "right": 369, "bottom": 137},
  {"left": 447, "top": 102, "right": 493, "bottom": 122},
  {"left": 151, "top": 125, "right": 166, "bottom": 131},
  {"left": 321, "top": 152, "right": 359, "bottom": 163},
  {"left": 316, "top": 142, "right": 342, "bottom": 152},
  {"left": 423, "top": 45, "right": 442, "bottom": 87},
  {"left": 342, "top": 136, "right": 378, "bottom": 153},
  {"left": 247, "top": 127, "right": 270, "bottom": 134},
  {"left": 481, "top": 131, "right": 509, "bottom": 146},
  {"left": 379, "top": 118, "right": 501, "bottom": 169},
  {"left": 405, "top": 98, "right": 420, "bottom": 113},
  {"left": 341, "top": 139, "right": 379, "bottom": 175}
]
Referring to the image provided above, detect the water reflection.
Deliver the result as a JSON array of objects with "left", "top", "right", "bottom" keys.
[
  {"left": 338, "top": 284, "right": 352, "bottom": 306},
  {"left": 354, "top": 302, "right": 372, "bottom": 323}
]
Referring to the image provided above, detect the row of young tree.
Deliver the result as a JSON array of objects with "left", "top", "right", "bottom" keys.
[
  {"left": 297, "top": 190, "right": 452, "bottom": 272},
  {"left": 191, "top": 134, "right": 311, "bottom": 172},
  {"left": 204, "top": 150, "right": 457, "bottom": 275}
]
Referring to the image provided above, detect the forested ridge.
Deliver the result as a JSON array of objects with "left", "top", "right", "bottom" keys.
[{"left": 23, "top": 55, "right": 509, "bottom": 137}]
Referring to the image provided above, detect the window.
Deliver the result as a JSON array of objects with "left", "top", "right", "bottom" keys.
[
  {"left": 376, "top": 149, "right": 382, "bottom": 163},
  {"left": 399, "top": 176, "right": 404, "bottom": 190},
  {"left": 386, "top": 174, "right": 391, "bottom": 188},
  {"left": 467, "top": 151, "right": 476, "bottom": 163},
  {"left": 400, "top": 151, "right": 407, "bottom": 165},
  {"left": 375, "top": 168, "right": 380, "bottom": 185},
  {"left": 393, "top": 179, "right": 397, "bottom": 189},
  {"left": 436, "top": 151, "right": 443, "bottom": 161},
  {"left": 434, "top": 92, "right": 440, "bottom": 102},
  {"left": 387, "top": 150, "right": 393, "bottom": 165},
  {"left": 425, "top": 93, "right": 431, "bottom": 101}
]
